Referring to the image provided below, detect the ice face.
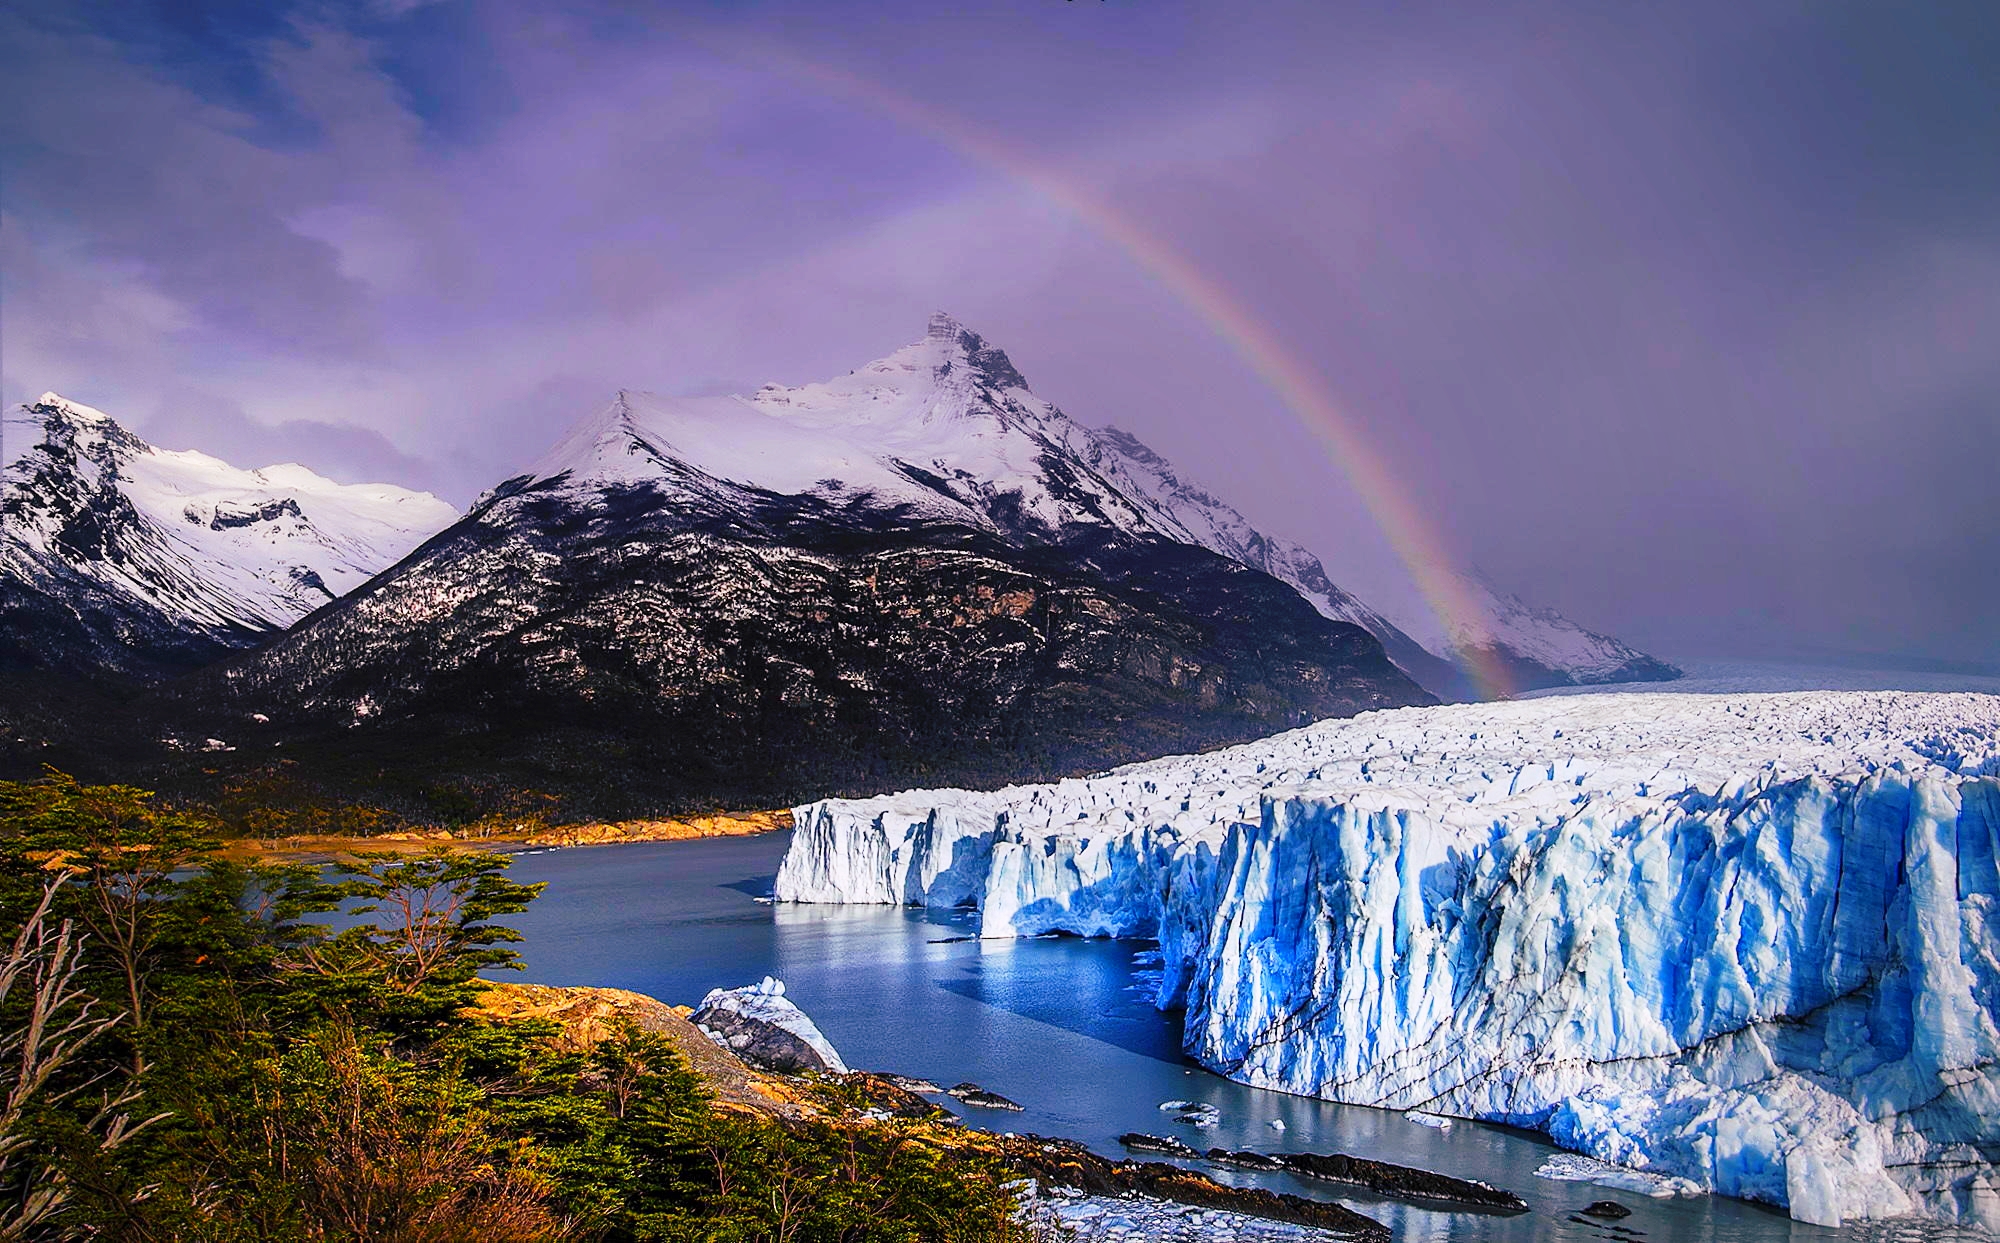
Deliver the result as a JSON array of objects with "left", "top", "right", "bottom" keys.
[{"left": 774, "top": 690, "right": 2000, "bottom": 1228}]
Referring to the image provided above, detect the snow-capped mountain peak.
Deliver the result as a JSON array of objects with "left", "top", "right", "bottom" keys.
[
  {"left": 518, "top": 316, "right": 1675, "bottom": 697},
  {"left": 525, "top": 316, "right": 1163, "bottom": 543},
  {"left": 745, "top": 311, "right": 1033, "bottom": 435},
  {"left": 33, "top": 391, "right": 116, "bottom": 428},
  {"left": 3, "top": 394, "right": 458, "bottom": 648}
]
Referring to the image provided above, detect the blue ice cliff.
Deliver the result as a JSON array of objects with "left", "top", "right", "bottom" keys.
[{"left": 775, "top": 691, "right": 2000, "bottom": 1228}]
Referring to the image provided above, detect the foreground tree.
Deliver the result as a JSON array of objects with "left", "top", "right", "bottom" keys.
[
  {"left": 0, "top": 883, "right": 156, "bottom": 1238},
  {"left": 0, "top": 771, "right": 216, "bottom": 1052}
]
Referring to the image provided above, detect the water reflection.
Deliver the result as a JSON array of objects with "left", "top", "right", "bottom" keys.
[{"left": 497, "top": 835, "right": 1982, "bottom": 1243}]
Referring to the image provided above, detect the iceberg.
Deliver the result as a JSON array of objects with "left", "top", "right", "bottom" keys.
[{"left": 775, "top": 691, "right": 2000, "bottom": 1228}]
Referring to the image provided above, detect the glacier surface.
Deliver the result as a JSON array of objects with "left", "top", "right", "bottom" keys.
[{"left": 775, "top": 691, "right": 2000, "bottom": 1228}]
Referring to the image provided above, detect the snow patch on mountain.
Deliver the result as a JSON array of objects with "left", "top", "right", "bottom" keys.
[
  {"left": 776, "top": 691, "right": 2000, "bottom": 1228},
  {"left": 3, "top": 394, "right": 456, "bottom": 636}
]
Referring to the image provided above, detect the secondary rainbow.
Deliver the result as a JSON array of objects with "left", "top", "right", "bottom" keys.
[{"left": 736, "top": 47, "right": 1516, "bottom": 700}]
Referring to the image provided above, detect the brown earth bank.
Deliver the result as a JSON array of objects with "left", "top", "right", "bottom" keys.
[
  {"left": 470, "top": 980, "right": 1390, "bottom": 1240},
  {"left": 466, "top": 980, "right": 816, "bottom": 1121},
  {"left": 213, "top": 807, "right": 790, "bottom": 863}
]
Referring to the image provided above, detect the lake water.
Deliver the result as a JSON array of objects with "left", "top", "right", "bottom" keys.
[{"left": 499, "top": 832, "right": 1974, "bottom": 1243}]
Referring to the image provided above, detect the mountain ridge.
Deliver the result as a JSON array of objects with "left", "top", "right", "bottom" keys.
[
  {"left": 2, "top": 315, "right": 1676, "bottom": 818},
  {"left": 149, "top": 316, "right": 1436, "bottom": 815},
  {"left": 1, "top": 393, "right": 456, "bottom": 679}
]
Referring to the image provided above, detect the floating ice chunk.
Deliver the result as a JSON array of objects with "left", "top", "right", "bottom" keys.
[
  {"left": 1535, "top": 1153, "right": 1701, "bottom": 1199},
  {"left": 1159, "top": 1100, "right": 1220, "bottom": 1128},
  {"left": 1406, "top": 1110, "right": 1452, "bottom": 1130}
]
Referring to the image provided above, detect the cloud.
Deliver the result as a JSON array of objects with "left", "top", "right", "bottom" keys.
[
  {"left": 139, "top": 387, "right": 441, "bottom": 487},
  {"left": 2, "top": 0, "right": 1995, "bottom": 666}
]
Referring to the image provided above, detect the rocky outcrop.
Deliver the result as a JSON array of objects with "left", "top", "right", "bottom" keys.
[
  {"left": 946, "top": 1082, "right": 1023, "bottom": 1111},
  {"left": 470, "top": 980, "right": 1391, "bottom": 1238},
  {"left": 1118, "top": 1133, "right": 1201, "bottom": 1159},
  {"left": 691, "top": 977, "right": 848, "bottom": 1075}
]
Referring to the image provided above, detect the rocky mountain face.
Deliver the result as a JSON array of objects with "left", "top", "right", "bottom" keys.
[
  {"left": 1, "top": 394, "right": 456, "bottom": 681},
  {"left": 167, "top": 317, "right": 1428, "bottom": 815}
]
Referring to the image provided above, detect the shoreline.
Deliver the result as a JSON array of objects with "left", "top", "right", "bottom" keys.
[
  {"left": 470, "top": 980, "right": 1396, "bottom": 1241},
  {"left": 211, "top": 807, "right": 792, "bottom": 864}
]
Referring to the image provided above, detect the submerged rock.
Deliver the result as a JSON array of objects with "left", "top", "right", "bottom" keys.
[
  {"left": 1280, "top": 1151, "right": 1529, "bottom": 1213},
  {"left": 1001, "top": 1134, "right": 1386, "bottom": 1240},
  {"left": 948, "top": 1082, "right": 1025, "bottom": 1111},
  {"left": 1206, "top": 1148, "right": 1287, "bottom": 1172},
  {"left": 691, "top": 976, "right": 848, "bottom": 1074},
  {"left": 1119, "top": 1133, "right": 1201, "bottom": 1158},
  {"left": 1580, "top": 1201, "right": 1633, "bottom": 1219}
]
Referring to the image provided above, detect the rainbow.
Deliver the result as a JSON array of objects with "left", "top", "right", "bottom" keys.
[{"left": 726, "top": 47, "right": 1515, "bottom": 700}]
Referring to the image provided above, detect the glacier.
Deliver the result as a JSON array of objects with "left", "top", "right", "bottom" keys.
[{"left": 775, "top": 690, "right": 2000, "bottom": 1229}]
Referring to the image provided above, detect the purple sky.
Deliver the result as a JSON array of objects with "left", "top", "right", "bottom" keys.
[{"left": 4, "top": 1, "right": 1996, "bottom": 668}]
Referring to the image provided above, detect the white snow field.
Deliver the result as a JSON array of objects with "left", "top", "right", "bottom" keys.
[
  {"left": 3, "top": 394, "right": 456, "bottom": 633},
  {"left": 775, "top": 691, "right": 2000, "bottom": 1228}
]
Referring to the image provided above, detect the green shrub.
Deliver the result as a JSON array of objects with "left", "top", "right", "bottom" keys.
[{"left": 0, "top": 770, "right": 1028, "bottom": 1242}]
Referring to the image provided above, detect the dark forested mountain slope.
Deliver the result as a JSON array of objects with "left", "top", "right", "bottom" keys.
[
  {"left": 179, "top": 471, "right": 1423, "bottom": 817},
  {"left": 164, "top": 318, "right": 1431, "bottom": 815}
]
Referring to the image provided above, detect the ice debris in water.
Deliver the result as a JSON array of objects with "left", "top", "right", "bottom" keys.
[
  {"left": 1406, "top": 1111, "right": 1452, "bottom": 1130},
  {"left": 1536, "top": 1153, "right": 1701, "bottom": 1199},
  {"left": 1160, "top": 1100, "right": 1220, "bottom": 1128},
  {"left": 776, "top": 691, "right": 2000, "bottom": 1230}
]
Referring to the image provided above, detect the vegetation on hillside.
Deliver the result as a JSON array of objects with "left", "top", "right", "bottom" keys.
[{"left": 0, "top": 768, "right": 1028, "bottom": 1241}]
